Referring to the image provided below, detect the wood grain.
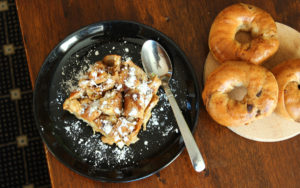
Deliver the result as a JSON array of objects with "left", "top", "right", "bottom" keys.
[{"left": 16, "top": 0, "right": 300, "bottom": 187}]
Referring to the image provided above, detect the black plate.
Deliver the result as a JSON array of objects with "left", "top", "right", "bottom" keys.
[{"left": 33, "top": 20, "right": 200, "bottom": 182}]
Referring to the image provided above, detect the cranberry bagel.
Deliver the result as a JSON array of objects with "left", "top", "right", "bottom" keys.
[{"left": 202, "top": 61, "right": 278, "bottom": 126}]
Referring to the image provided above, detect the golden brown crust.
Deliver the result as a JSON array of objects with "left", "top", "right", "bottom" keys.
[
  {"left": 209, "top": 3, "right": 279, "bottom": 65},
  {"left": 202, "top": 61, "right": 278, "bottom": 126},
  {"left": 272, "top": 59, "right": 300, "bottom": 122}
]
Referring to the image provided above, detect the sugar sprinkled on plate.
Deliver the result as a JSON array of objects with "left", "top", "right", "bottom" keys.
[
  {"left": 63, "top": 119, "right": 135, "bottom": 167},
  {"left": 56, "top": 46, "right": 187, "bottom": 168}
]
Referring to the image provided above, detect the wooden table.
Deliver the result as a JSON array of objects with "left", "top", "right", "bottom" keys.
[{"left": 16, "top": 0, "right": 300, "bottom": 187}]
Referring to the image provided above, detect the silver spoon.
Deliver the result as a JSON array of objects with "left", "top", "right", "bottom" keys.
[{"left": 141, "top": 40, "right": 206, "bottom": 172}]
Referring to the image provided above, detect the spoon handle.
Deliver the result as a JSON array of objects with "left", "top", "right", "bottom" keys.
[{"left": 163, "top": 84, "right": 206, "bottom": 172}]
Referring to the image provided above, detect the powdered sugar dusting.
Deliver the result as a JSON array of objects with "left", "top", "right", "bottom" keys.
[
  {"left": 60, "top": 57, "right": 91, "bottom": 93},
  {"left": 112, "top": 147, "right": 134, "bottom": 163},
  {"left": 124, "top": 48, "right": 129, "bottom": 53},
  {"left": 63, "top": 119, "right": 134, "bottom": 167},
  {"left": 128, "top": 108, "right": 138, "bottom": 116},
  {"left": 55, "top": 42, "right": 189, "bottom": 168},
  {"left": 145, "top": 78, "right": 184, "bottom": 138},
  {"left": 124, "top": 67, "right": 136, "bottom": 88}
]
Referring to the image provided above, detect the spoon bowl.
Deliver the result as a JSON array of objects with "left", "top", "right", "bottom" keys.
[{"left": 141, "top": 40, "right": 172, "bottom": 82}]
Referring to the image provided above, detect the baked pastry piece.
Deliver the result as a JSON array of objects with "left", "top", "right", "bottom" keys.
[
  {"left": 202, "top": 61, "right": 278, "bottom": 126},
  {"left": 209, "top": 3, "right": 279, "bottom": 65},
  {"left": 63, "top": 55, "right": 161, "bottom": 148},
  {"left": 272, "top": 59, "right": 300, "bottom": 122}
]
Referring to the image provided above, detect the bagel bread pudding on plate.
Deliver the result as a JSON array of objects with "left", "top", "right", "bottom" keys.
[
  {"left": 272, "top": 59, "right": 300, "bottom": 122},
  {"left": 63, "top": 55, "right": 161, "bottom": 148},
  {"left": 209, "top": 3, "right": 279, "bottom": 65}
]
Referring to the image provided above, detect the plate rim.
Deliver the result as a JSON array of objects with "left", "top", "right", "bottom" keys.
[{"left": 33, "top": 20, "right": 201, "bottom": 182}]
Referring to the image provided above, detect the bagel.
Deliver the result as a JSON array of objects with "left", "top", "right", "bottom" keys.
[
  {"left": 209, "top": 3, "right": 279, "bottom": 65},
  {"left": 202, "top": 61, "right": 278, "bottom": 126},
  {"left": 272, "top": 59, "right": 300, "bottom": 122}
]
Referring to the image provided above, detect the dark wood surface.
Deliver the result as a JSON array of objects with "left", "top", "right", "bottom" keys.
[{"left": 16, "top": 0, "right": 300, "bottom": 187}]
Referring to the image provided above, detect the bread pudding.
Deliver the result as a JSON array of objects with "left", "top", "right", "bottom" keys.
[{"left": 63, "top": 55, "right": 161, "bottom": 148}]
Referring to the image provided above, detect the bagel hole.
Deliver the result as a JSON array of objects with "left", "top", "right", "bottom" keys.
[
  {"left": 228, "top": 86, "right": 248, "bottom": 101},
  {"left": 298, "top": 84, "right": 300, "bottom": 90},
  {"left": 235, "top": 30, "right": 252, "bottom": 44}
]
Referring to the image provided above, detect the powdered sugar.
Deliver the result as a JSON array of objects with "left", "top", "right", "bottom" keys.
[
  {"left": 117, "top": 118, "right": 132, "bottom": 137},
  {"left": 64, "top": 120, "right": 83, "bottom": 141},
  {"left": 112, "top": 146, "right": 134, "bottom": 163},
  {"left": 88, "top": 100, "right": 100, "bottom": 116},
  {"left": 124, "top": 67, "right": 136, "bottom": 88},
  {"left": 132, "top": 94, "right": 138, "bottom": 101},
  {"left": 106, "top": 78, "right": 113, "bottom": 84},
  {"left": 162, "top": 126, "right": 174, "bottom": 136},
  {"left": 56, "top": 43, "right": 189, "bottom": 168},
  {"left": 101, "top": 120, "right": 113, "bottom": 134},
  {"left": 115, "top": 84, "right": 122, "bottom": 91},
  {"left": 60, "top": 58, "right": 91, "bottom": 93},
  {"left": 78, "top": 138, "right": 84, "bottom": 144},
  {"left": 145, "top": 84, "right": 183, "bottom": 138},
  {"left": 124, "top": 48, "right": 129, "bottom": 53},
  {"left": 137, "top": 82, "right": 150, "bottom": 95},
  {"left": 128, "top": 108, "right": 138, "bottom": 116},
  {"left": 63, "top": 119, "right": 134, "bottom": 167},
  {"left": 91, "top": 71, "right": 97, "bottom": 79},
  {"left": 114, "top": 108, "right": 121, "bottom": 115},
  {"left": 125, "top": 56, "right": 132, "bottom": 62},
  {"left": 149, "top": 112, "right": 160, "bottom": 126}
]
